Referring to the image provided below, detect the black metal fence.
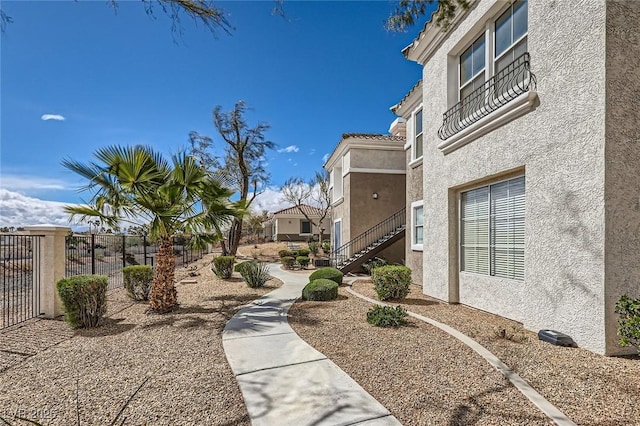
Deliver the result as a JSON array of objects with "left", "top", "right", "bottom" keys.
[
  {"left": 1, "top": 234, "right": 42, "bottom": 329},
  {"left": 65, "top": 234, "right": 206, "bottom": 290}
]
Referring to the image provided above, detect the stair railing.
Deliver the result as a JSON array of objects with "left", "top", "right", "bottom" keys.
[{"left": 331, "top": 207, "right": 406, "bottom": 268}]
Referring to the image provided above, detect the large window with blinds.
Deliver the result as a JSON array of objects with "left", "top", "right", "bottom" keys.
[{"left": 460, "top": 176, "right": 525, "bottom": 280}]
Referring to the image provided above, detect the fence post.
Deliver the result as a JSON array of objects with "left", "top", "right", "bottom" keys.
[
  {"left": 91, "top": 233, "right": 96, "bottom": 275},
  {"left": 25, "top": 225, "right": 70, "bottom": 319},
  {"left": 143, "top": 236, "right": 147, "bottom": 265},
  {"left": 122, "top": 235, "right": 126, "bottom": 268}
]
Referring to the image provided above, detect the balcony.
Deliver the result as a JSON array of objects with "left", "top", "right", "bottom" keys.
[{"left": 438, "top": 53, "right": 537, "bottom": 141}]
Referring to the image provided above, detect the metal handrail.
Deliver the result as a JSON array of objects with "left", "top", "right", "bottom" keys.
[
  {"left": 331, "top": 207, "right": 406, "bottom": 268},
  {"left": 438, "top": 52, "right": 536, "bottom": 141}
]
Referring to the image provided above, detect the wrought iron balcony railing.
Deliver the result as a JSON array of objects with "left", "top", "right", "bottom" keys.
[{"left": 438, "top": 52, "right": 537, "bottom": 141}]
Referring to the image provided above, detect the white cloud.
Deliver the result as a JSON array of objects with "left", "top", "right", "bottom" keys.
[
  {"left": 0, "top": 189, "right": 80, "bottom": 228},
  {"left": 309, "top": 149, "right": 316, "bottom": 156},
  {"left": 250, "top": 187, "right": 291, "bottom": 214},
  {"left": 277, "top": 145, "right": 299, "bottom": 153},
  {"left": 322, "top": 153, "right": 330, "bottom": 163},
  {"left": 1, "top": 175, "right": 72, "bottom": 191},
  {"left": 41, "top": 114, "right": 65, "bottom": 121}
]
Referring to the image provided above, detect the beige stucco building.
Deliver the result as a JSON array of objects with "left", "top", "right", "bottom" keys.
[
  {"left": 324, "top": 134, "right": 406, "bottom": 269},
  {"left": 393, "top": 0, "right": 640, "bottom": 355},
  {"left": 264, "top": 205, "right": 330, "bottom": 243}
]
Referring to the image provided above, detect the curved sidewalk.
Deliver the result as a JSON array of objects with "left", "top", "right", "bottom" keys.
[{"left": 222, "top": 264, "right": 401, "bottom": 426}]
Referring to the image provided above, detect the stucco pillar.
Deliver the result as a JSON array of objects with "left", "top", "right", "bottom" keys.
[{"left": 25, "top": 225, "right": 71, "bottom": 319}]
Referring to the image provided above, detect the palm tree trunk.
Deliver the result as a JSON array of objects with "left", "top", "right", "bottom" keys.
[
  {"left": 149, "top": 237, "right": 177, "bottom": 313},
  {"left": 228, "top": 218, "right": 243, "bottom": 256}
]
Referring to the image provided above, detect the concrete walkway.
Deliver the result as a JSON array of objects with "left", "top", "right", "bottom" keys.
[{"left": 222, "top": 264, "right": 401, "bottom": 426}]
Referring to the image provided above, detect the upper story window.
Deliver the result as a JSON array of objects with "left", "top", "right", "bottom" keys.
[
  {"left": 414, "top": 108, "right": 423, "bottom": 159},
  {"left": 438, "top": 0, "right": 535, "bottom": 143}
]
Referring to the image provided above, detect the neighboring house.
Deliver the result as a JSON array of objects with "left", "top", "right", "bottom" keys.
[
  {"left": 266, "top": 205, "right": 330, "bottom": 242},
  {"left": 324, "top": 133, "right": 406, "bottom": 272},
  {"left": 393, "top": 0, "right": 639, "bottom": 355},
  {"left": 390, "top": 80, "right": 424, "bottom": 286}
]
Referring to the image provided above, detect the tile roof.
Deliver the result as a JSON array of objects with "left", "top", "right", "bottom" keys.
[
  {"left": 273, "top": 204, "right": 324, "bottom": 217},
  {"left": 341, "top": 133, "right": 406, "bottom": 142},
  {"left": 390, "top": 80, "right": 423, "bottom": 114}
]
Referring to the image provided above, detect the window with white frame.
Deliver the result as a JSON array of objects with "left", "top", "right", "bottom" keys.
[
  {"left": 411, "top": 201, "right": 424, "bottom": 250},
  {"left": 458, "top": 0, "right": 528, "bottom": 109},
  {"left": 460, "top": 176, "right": 524, "bottom": 280},
  {"left": 413, "top": 109, "right": 423, "bottom": 160}
]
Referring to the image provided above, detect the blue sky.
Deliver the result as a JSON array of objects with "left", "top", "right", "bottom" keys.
[{"left": 0, "top": 0, "right": 432, "bottom": 227}]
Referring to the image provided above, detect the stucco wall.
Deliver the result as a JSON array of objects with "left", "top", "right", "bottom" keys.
[
  {"left": 420, "top": 0, "right": 610, "bottom": 353},
  {"left": 603, "top": 0, "right": 640, "bottom": 355},
  {"left": 349, "top": 148, "right": 407, "bottom": 171},
  {"left": 406, "top": 153, "right": 424, "bottom": 285},
  {"left": 349, "top": 173, "right": 406, "bottom": 238}
]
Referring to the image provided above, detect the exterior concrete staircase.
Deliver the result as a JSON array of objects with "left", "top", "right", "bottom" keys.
[{"left": 331, "top": 208, "right": 406, "bottom": 274}]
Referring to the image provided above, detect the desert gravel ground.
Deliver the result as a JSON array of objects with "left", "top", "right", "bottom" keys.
[
  {"left": 291, "top": 280, "right": 640, "bottom": 426},
  {"left": 0, "top": 254, "right": 281, "bottom": 426}
]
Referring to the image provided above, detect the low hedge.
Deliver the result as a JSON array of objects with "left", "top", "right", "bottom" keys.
[
  {"left": 302, "top": 279, "right": 338, "bottom": 301},
  {"left": 296, "top": 248, "right": 311, "bottom": 257},
  {"left": 278, "top": 249, "right": 294, "bottom": 258},
  {"left": 309, "top": 267, "right": 343, "bottom": 285},
  {"left": 366, "top": 305, "right": 408, "bottom": 327},
  {"left": 234, "top": 261, "right": 253, "bottom": 274},
  {"left": 56, "top": 275, "right": 108, "bottom": 328},
  {"left": 281, "top": 256, "right": 296, "bottom": 269},
  {"left": 123, "top": 265, "right": 153, "bottom": 301}
]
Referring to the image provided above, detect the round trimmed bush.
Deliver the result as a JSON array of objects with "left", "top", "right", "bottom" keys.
[
  {"left": 296, "top": 256, "right": 310, "bottom": 269},
  {"left": 281, "top": 256, "right": 296, "bottom": 269},
  {"left": 302, "top": 279, "right": 338, "bottom": 301},
  {"left": 297, "top": 248, "right": 311, "bottom": 257},
  {"left": 278, "top": 249, "right": 294, "bottom": 258},
  {"left": 309, "top": 267, "right": 343, "bottom": 285},
  {"left": 372, "top": 265, "right": 412, "bottom": 301},
  {"left": 56, "top": 275, "right": 108, "bottom": 328},
  {"left": 212, "top": 256, "right": 235, "bottom": 279},
  {"left": 123, "top": 265, "right": 153, "bottom": 301}
]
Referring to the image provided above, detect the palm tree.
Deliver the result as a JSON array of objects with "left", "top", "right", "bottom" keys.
[{"left": 63, "top": 145, "right": 242, "bottom": 313}]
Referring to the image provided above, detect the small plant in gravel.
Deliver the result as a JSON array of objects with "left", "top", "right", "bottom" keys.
[
  {"left": 123, "top": 265, "right": 153, "bottom": 301},
  {"left": 212, "top": 256, "right": 235, "bottom": 279},
  {"left": 250, "top": 248, "right": 262, "bottom": 260},
  {"left": 492, "top": 326, "right": 529, "bottom": 343},
  {"left": 296, "top": 256, "right": 310, "bottom": 269},
  {"left": 372, "top": 265, "right": 412, "bottom": 301},
  {"left": 615, "top": 294, "right": 640, "bottom": 347},
  {"left": 240, "top": 261, "right": 271, "bottom": 288},
  {"left": 302, "top": 279, "right": 339, "bottom": 301},
  {"left": 366, "top": 305, "right": 408, "bottom": 327},
  {"left": 321, "top": 240, "right": 331, "bottom": 254},
  {"left": 281, "top": 256, "right": 296, "bottom": 269},
  {"left": 309, "top": 267, "right": 343, "bottom": 285},
  {"left": 56, "top": 275, "right": 108, "bottom": 328},
  {"left": 362, "top": 256, "right": 387, "bottom": 275}
]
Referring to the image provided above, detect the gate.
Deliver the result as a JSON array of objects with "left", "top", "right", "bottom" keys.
[{"left": 1, "top": 234, "right": 42, "bottom": 329}]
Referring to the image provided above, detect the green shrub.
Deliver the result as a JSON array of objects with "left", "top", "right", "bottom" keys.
[
  {"left": 241, "top": 261, "right": 271, "bottom": 288},
  {"left": 281, "top": 256, "right": 296, "bottom": 269},
  {"left": 615, "top": 294, "right": 640, "bottom": 347},
  {"left": 321, "top": 240, "right": 331, "bottom": 254},
  {"left": 308, "top": 242, "right": 320, "bottom": 255},
  {"left": 234, "top": 261, "right": 253, "bottom": 274},
  {"left": 212, "top": 256, "right": 235, "bottom": 279},
  {"left": 362, "top": 257, "right": 388, "bottom": 275},
  {"left": 366, "top": 305, "right": 408, "bottom": 327},
  {"left": 297, "top": 248, "right": 311, "bottom": 257},
  {"left": 278, "top": 249, "right": 294, "bottom": 258},
  {"left": 56, "top": 275, "right": 108, "bottom": 328},
  {"left": 296, "top": 256, "right": 310, "bottom": 268},
  {"left": 302, "top": 279, "right": 338, "bottom": 301},
  {"left": 309, "top": 267, "right": 343, "bottom": 285},
  {"left": 372, "top": 265, "right": 412, "bottom": 301},
  {"left": 123, "top": 265, "right": 153, "bottom": 301}
]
